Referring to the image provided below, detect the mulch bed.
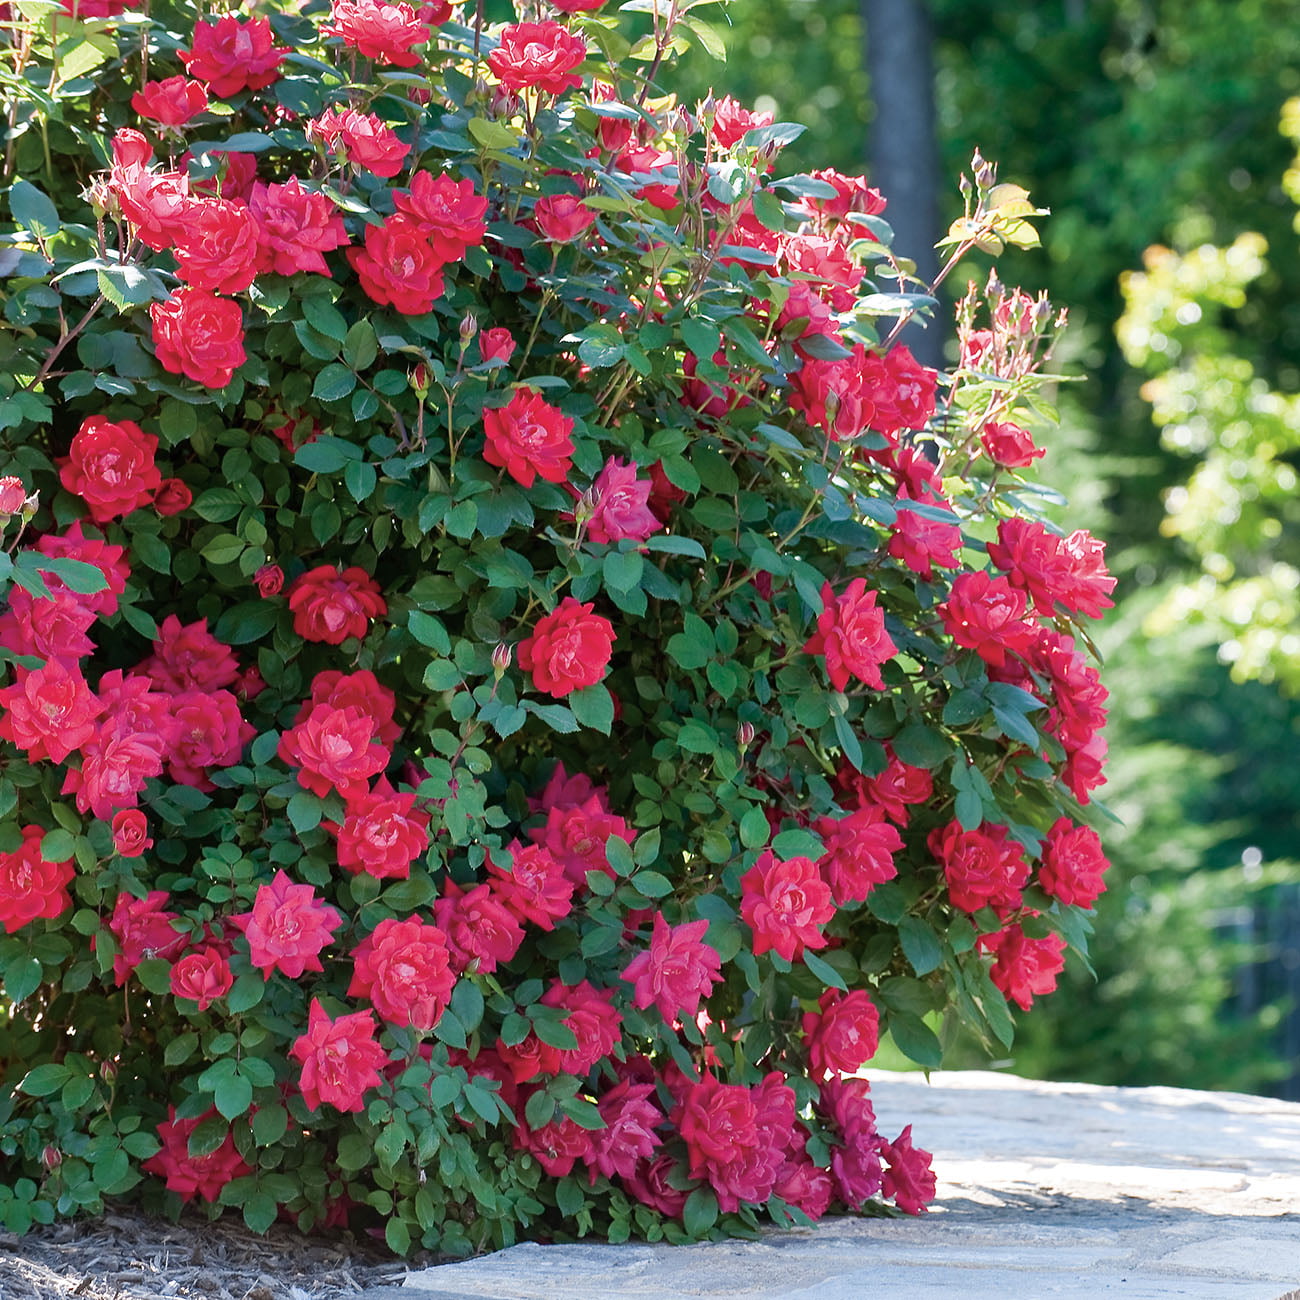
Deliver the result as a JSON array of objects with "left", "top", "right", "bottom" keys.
[{"left": 0, "top": 1212, "right": 413, "bottom": 1299}]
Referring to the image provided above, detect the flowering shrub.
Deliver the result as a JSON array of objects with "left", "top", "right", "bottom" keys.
[{"left": 0, "top": 0, "right": 1112, "bottom": 1256}]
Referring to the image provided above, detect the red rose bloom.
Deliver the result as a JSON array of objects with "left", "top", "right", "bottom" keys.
[
  {"left": 982, "top": 419, "right": 1044, "bottom": 468},
  {"left": 539, "top": 978, "right": 621, "bottom": 1075},
  {"left": 486, "top": 839, "right": 575, "bottom": 930},
  {"left": 888, "top": 505, "right": 963, "bottom": 580},
  {"left": 290, "top": 998, "right": 390, "bottom": 1113},
  {"left": 517, "top": 597, "right": 615, "bottom": 697},
  {"left": 143, "top": 1108, "right": 250, "bottom": 1203},
  {"left": 937, "top": 570, "right": 1038, "bottom": 669},
  {"left": 141, "top": 615, "right": 240, "bottom": 694},
  {"left": 111, "top": 809, "right": 152, "bottom": 858},
  {"left": 585, "top": 1081, "right": 663, "bottom": 1183},
  {"left": 740, "top": 851, "right": 835, "bottom": 962},
  {"left": 59, "top": 415, "right": 161, "bottom": 522},
  {"left": 180, "top": 16, "right": 286, "bottom": 99},
  {"left": 621, "top": 913, "right": 723, "bottom": 1023},
  {"left": 432, "top": 879, "right": 525, "bottom": 975},
  {"left": 172, "top": 196, "right": 259, "bottom": 295},
  {"left": 482, "top": 388, "right": 575, "bottom": 487},
  {"left": 531, "top": 796, "right": 634, "bottom": 887},
  {"left": 813, "top": 805, "right": 902, "bottom": 905},
  {"left": 309, "top": 107, "right": 410, "bottom": 178},
  {"left": 488, "top": 21, "right": 587, "bottom": 96},
  {"left": 0, "top": 659, "right": 101, "bottom": 764},
  {"left": 328, "top": 776, "right": 430, "bottom": 879},
  {"left": 299, "top": 668, "right": 401, "bottom": 746},
  {"left": 232, "top": 870, "right": 344, "bottom": 979},
  {"left": 114, "top": 168, "right": 191, "bottom": 252},
  {"left": 802, "top": 988, "right": 880, "bottom": 1079},
  {"left": 170, "top": 945, "right": 234, "bottom": 1011},
  {"left": 346, "top": 216, "right": 446, "bottom": 315},
  {"left": 287, "top": 564, "right": 387, "bottom": 644},
  {"left": 0, "top": 826, "right": 75, "bottom": 935},
  {"left": 154, "top": 478, "right": 192, "bottom": 516},
  {"left": 165, "top": 688, "right": 251, "bottom": 790},
  {"left": 249, "top": 178, "right": 350, "bottom": 277},
  {"left": 393, "top": 171, "right": 488, "bottom": 263},
  {"left": 131, "top": 76, "right": 208, "bottom": 128},
  {"left": 254, "top": 564, "right": 284, "bottom": 597},
  {"left": 879, "top": 1124, "right": 937, "bottom": 1215},
  {"left": 1039, "top": 817, "right": 1109, "bottom": 908},
  {"left": 278, "top": 703, "right": 391, "bottom": 801},
  {"left": 585, "top": 457, "right": 661, "bottom": 544},
  {"left": 348, "top": 916, "right": 455, "bottom": 1030},
  {"left": 533, "top": 193, "right": 598, "bottom": 243},
  {"left": 804, "top": 578, "right": 897, "bottom": 692},
  {"left": 322, "top": 0, "right": 430, "bottom": 66},
  {"left": 479, "top": 327, "right": 516, "bottom": 364},
  {"left": 105, "top": 889, "right": 186, "bottom": 985},
  {"left": 978, "top": 923, "right": 1067, "bottom": 1011},
  {"left": 928, "top": 819, "right": 1029, "bottom": 914},
  {"left": 150, "top": 288, "right": 246, "bottom": 389}
]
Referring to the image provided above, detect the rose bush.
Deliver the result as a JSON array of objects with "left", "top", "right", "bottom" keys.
[{"left": 0, "top": 0, "right": 1111, "bottom": 1256}]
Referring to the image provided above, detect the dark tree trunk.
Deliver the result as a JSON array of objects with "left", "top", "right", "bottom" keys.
[{"left": 860, "top": 0, "right": 944, "bottom": 368}]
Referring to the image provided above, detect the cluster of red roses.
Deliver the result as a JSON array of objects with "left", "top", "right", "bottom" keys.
[{"left": 0, "top": 0, "right": 1120, "bottom": 1248}]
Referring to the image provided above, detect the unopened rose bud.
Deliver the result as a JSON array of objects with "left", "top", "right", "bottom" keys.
[
  {"left": 985, "top": 267, "right": 1005, "bottom": 300},
  {"left": 0, "top": 475, "right": 26, "bottom": 518},
  {"left": 491, "top": 642, "right": 512, "bottom": 677},
  {"left": 41, "top": 1145, "right": 62, "bottom": 1172},
  {"left": 20, "top": 492, "right": 39, "bottom": 523},
  {"left": 459, "top": 312, "right": 478, "bottom": 348},
  {"left": 410, "top": 363, "right": 430, "bottom": 399},
  {"left": 975, "top": 159, "right": 996, "bottom": 190},
  {"left": 958, "top": 172, "right": 972, "bottom": 195},
  {"left": 1032, "top": 294, "right": 1054, "bottom": 326},
  {"left": 99, "top": 1058, "right": 118, "bottom": 1084},
  {"left": 87, "top": 176, "right": 117, "bottom": 219},
  {"left": 573, "top": 487, "right": 597, "bottom": 524},
  {"left": 737, "top": 721, "right": 756, "bottom": 751}
]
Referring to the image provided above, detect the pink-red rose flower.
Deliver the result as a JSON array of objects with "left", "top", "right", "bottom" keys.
[
  {"left": 249, "top": 178, "right": 350, "bottom": 277},
  {"left": 143, "top": 1108, "right": 250, "bottom": 1203},
  {"left": 154, "top": 478, "right": 192, "bottom": 516},
  {"left": 981, "top": 419, "right": 1044, "bottom": 468},
  {"left": 232, "top": 870, "right": 344, "bottom": 979},
  {"left": 165, "top": 688, "right": 251, "bottom": 789},
  {"left": 486, "top": 840, "right": 575, "bottom": 930},
  {"left": 538, "top": 978, "right": 621, "bottom": 1075},
  {"left": 585, "top": 457, "right": 662, "bottom": 544},
  {"left": 322, "top": 0, "right": 430, "bottom": 66},
  {"left": 150, "top": 288, "right": 246, "bottom": 389},
  {"left": 621, "top": 913, "right": 723, "bottom": 1023},
  {"left": 170, "top": 945, "right": 234, "bottom": 1011},
  {"left": 393, "top": 171, "right": 488, "bottom": 262},
  {"left": 488, "top": 21, "right": 587, "bottom": 96},
  {"left": 0, "top": 826, "right": 76, "bottom": 936},
  {"left": 254, "top": 564, "right": 284, "bottom": 598},
  {"left": 533, "top": 193, "right": 598, "bottom": 242},
  {"left": 1039, "top": 817, "right": 1109, "bottom": 908},
  {"left": 802, "top": 988, "right": 880, "bottom": 1079},
  {"left": 482, "top": 388, "right": 575, "bottom": 487},
  {"left": 59, "top": 415, "right": 161, "bottom": 522},
  {"left": 814, "top": 805, "right": 902, "bottom": 905},
  {"left": 740, "top": 851, "right": 835, "bottom": 962},
  {"left": 0, "top": 659, "right": 101, "bottom": 764},
  {"left": 172, "top": 196, "right": 259, "bottom": 295},
  {"left": 584, "top": 1080, "right": 662, "bottom": 1183},
  {"left": 348, "top": 916, "right": 455, "bottom": 1030},
  {"left": 936, "top": 570, "right": 1037, "bottom": 670},
  {"left": 105, "top": 890, "right": 186, "bottom": 985},
  {"left": 879, "top": 1124, "right": 937, "bottom": 1214},
  {"left": 290, "top": 998, "right": 391, "bottom": 1112},
  {"left": 180, "top": 16, "right": 286, "bottom": 98},
  {"left": 131, "top": 76, "right": 209, "bottom": 128},
  {"left": 978, "top": 923, "right": 1067, "bottom": 1011},
  {"left": 517, "top": 597, "right": 616, "bottom": 698},
  {"left": 287, "top": 564, "right": 387, "bottom": 644},
  {"left": 347, "top": 215, "right": 446, "bottom": 315},
  {"left": 928, "top": 819, "right": 1029, "bottom": 915},
  {"left": 479, "top": 327, "right": 516, "bottom": 364},
  {"left": 111, "top": 809, "right": 152, "bottom": 858},
  {"left": 531, "top": 796, "right": 634, "bottom": 888},
  {"left": 803, "top": 578, "right": 896, "bottom": 692},
  {"left": 309, "top": 106, "right": 410, "bottom": 178},
  {"left": 279, "top": 703, "right": 391, "bottom": 801},
  {"left": 327, "top": 776, "right": 430, "bottom": 880},
  {"left": 431, "top": 879, "right": 525, "bottom": 975},
  {"left": 0, "top": 476, "right": 25, "bottom": 516}
]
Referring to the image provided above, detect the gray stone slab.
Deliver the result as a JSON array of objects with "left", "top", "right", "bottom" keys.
[{"left": 393, "top": 1070, "right": 1300, "bottom": 1300}]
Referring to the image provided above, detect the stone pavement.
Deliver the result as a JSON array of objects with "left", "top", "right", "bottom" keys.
[{"left": 378, "top": 1069, "right": 1300, "bottom": 1300}]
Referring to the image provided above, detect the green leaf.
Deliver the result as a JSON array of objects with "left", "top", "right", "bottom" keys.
[
  {"left": 897, "top": 916, "right": 944, "bottom": 976},
  {"left": 680, "top": 317, "right": 721, "bottom": 361},
  {"left": 386, "top": 1216, "right": 412, "bottom": 1255},
  {"left": 9, "top": 181, "right": 59, "bottom": 238},
  {"left": 252, "top": 1104, "right": 288, "bottom": 1147},
  {"left": 407, "top": 610, "right": 452, "bottom": 653},
  {"left": 682, "top": 1186, "right": 718, "bottom": 1236},
  {"left": 243, "top": 1193, "right": 279, "bottom": 1235},
  {"left": 802, "top": 948, "right": 848, "bottom": 991},
  {"left": 226, "top": 973, "right": 264, "bottom": 1013},
  {"left": 602, "top": 548, "right": 643, "bottom": 593},
  {"left": 890, "top": 724, "right": 952, "bottom": 770},
  {"left": 568, "top": 684, "right": 614, "bottom": 734},
  {"left": 531, "top": 1017, "right": 579, "bottom": 1051},
  {"left": 18, "top": 1063, "right": 70, "bottom": 1097},
  {"left": 213, "top": 1072, "right": 253, "bottom": 1121},
  {"left": 888, "top": 1011, "right": 944, "bottom": 1069},
  {"left": 467, "top": 116, "right": 518, "bottom": 150},
  {"left": 40, "top": 828, "right": 75, "bottom": 861},
  {"left": 555, "top": 1175, "right": 586, "bottom": 1216},
  {"left": 7, "top": 956, "right": 43, "bottom": 1004},
  {"left": 312, "top": 363, "right": 356, "bottom": 402},
  {"left": 632, "top": 870, "right": 672, "bottom": 898}
]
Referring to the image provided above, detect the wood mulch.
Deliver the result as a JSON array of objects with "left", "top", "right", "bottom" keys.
[{"left": 0, "top": 1212, "right": 414, "bottom": 1300}]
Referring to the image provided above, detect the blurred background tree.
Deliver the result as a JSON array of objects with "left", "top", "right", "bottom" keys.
[{"left": 660, "top": 0, "right": 1300, "bottom": 1094}]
